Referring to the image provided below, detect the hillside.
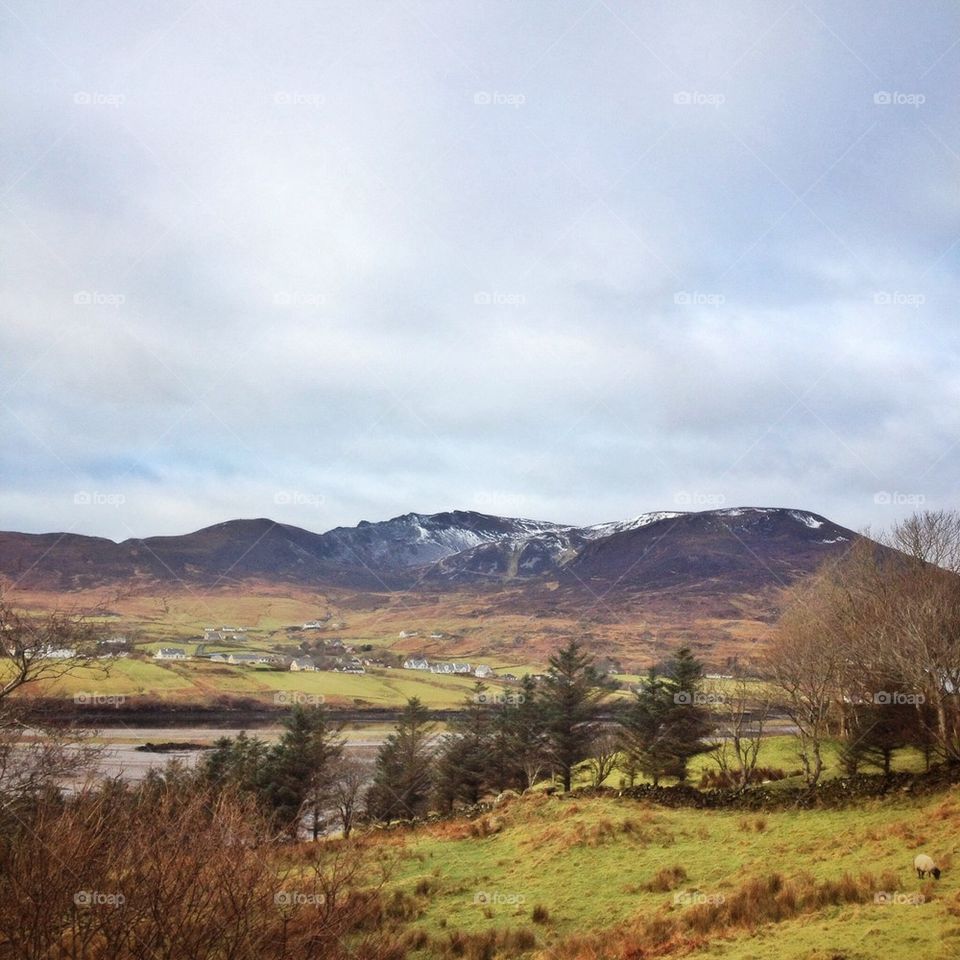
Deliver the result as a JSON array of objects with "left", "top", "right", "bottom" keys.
[
  {"left": 0, "top": 507, "right": 866, "bottom": 670},
  {"left": 370, "top": 786, "right": 960, "bottom": 959},
  {"left": 0, "top": 506, "right": 857, "bottom": 592}
]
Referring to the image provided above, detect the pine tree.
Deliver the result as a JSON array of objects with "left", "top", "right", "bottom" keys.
[
  {"left": 434, "top": 682, "right": 495, "bottom": 810},
  {"left": 621, "top": 648, "right": 715, "bottom": 785},
  {"left": 263, "top": 704, "right": 342, "bottom": 837},
  {"left": 539, "top": 640, "right": 612, "bottom": 792},
  {"left": 367, "top": 697, "right": 435, "bottom": 821}
]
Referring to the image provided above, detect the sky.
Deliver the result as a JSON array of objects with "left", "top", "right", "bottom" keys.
[{"left": 1, "top": 0, "right": 959, "bottom": 541}]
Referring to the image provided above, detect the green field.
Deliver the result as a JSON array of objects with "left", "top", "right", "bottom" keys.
[
  {"left": 363, "top": 788, "right": 960, "bottom": 959},
  {"left": 18, "top": 658, "right": 495, "bottom": 709}
]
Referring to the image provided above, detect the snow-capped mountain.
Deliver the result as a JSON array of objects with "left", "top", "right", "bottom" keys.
[{"left": 0, "top": 506, "right": 859, "bottom": 592}]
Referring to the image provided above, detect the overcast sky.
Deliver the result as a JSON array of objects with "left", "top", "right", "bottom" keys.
[{"left": 2, "top": 0, "right": 959, "bottom": 540}]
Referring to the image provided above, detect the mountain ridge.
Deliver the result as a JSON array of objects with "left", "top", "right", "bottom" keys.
[{"left": 0, "top": 506, "right": 858, "bottom": 595}]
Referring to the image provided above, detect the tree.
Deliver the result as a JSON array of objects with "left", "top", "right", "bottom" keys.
[
  {"left": 0, "top": 598, "right": 104, "bottom": 814},
  {"left": 488, "top": 677, "right": 547, "bottom": 791},
  {"left": 201, "top": 730, "right": 270, "bottom": 795},
  {"left": 328, "top": 756, "right": 367, "bottom": 839},
  {"left": 539, "top": 641, "right": 612, "bottom": 792},
  {"left": 767, "top": 582, "right": 842, "bottom": 787},
  {"left": 367, "top": 698, "right": 435, "bottom": 821},
  {"left": 620, "top": 649, "right": 715, "bottom": 785},
  {"left": 0, "top": 598, "right": 101, "bottom": 704},
  {"left": 433, "top": 682, "right": 495, "bottom": 810},
  {"left": 585, "top": 729, "right": 620, "bottom": 788},
  {"left": 709, "top": 673, "right": 771, "bottom": 789},
  {"left": 263, "top": 704, "right": 342, "bottom": 838}
]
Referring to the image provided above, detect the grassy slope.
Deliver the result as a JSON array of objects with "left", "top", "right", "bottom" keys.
[
  {"left": 379, "top": 789, "right": 960, "bottom": 959},
  {"left": 14, "top": 658, "right": 489, "bottom": 709}
]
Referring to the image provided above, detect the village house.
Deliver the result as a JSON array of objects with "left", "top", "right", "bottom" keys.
[
  {"left": 39, "top": 646, "right": 77, "bottom": 659},
  {"left": 154, "top": 648, "right": 187, "bottom": 661},
  {"left": 429, "top": 662, "right": 472, "bottom": 675},
  {"left": 227, "top": 652, "right": 271, "bottom": 666},
  {"left": 398, "top": 630, "right": 419, "bottom": 639},
  {"left": 403, "top": 657, "right": 430, "bottom": 671},
  {"left": 474, "top": 664, "right": 495, "bottom": 679},
  {"left": 290, "top": 656, "right": 317, "bottom": 672}
]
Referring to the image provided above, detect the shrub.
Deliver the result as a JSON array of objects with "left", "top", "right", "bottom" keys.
[{"left": 643, "top": 864, "right": 688, "bottom": 892}]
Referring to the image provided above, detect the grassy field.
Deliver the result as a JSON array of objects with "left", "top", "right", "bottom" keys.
[
  {"left": 15, "top": 658, "right": 495, "bottom": 709},
  {"left": 353, "top": 788, "right": 960, "bottom": 959}
]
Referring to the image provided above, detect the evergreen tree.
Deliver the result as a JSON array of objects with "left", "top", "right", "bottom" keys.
[
  {"left": 621, "top": 648, "right": 715, "bottom": 785},
  {"left": 201, "top": 730, "right": 270, "bottom": 795},
  {"left": 664, "top": 647, "right": 716, "bottom": 781},
  {"left": 499, "top": 675, "right": 549, "bottom": 790},
  {"left": 263, "top": 704, "right": 342, "bottom": 837},
  {"left": 539, "top": 640, "right": 611, "bottom": 792},
  {"left": 434, "top": 682, "right": 495, "bottom": 810},
  {"left": 367, "top": 697, "right": 435, "bottom": 821},
  {"left": 620, "top": 667, "right": 676, "bottom": 786}
]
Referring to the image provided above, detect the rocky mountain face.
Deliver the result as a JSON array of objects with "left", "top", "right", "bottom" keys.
[{"left": 0, "top": 507, "right": 857, "bottom": 594}]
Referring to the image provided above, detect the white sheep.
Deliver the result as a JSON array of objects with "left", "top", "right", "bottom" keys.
[{"left": 914, "top": 854, "right": 941, "bottom": 880}]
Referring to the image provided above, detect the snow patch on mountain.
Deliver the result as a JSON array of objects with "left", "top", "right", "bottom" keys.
[{"left": 581, "top": 512, "right": 683, "bottom": 539}]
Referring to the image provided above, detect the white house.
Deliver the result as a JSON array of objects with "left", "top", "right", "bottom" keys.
[
  {"left": 474, "top": 664, "right": 495, "bottom": 679},
  {"left": 39, "top": 646, "right": 77, "bottom": 659},
  {"left": 290, "top": 656, "right": 317, "bottom": 672},
  {"left": 227, "top": 652, "right": 271, "bottom": 666},
  {"left": 154, "top": 648, "right": 187, "bottom": 661},
  {"left": 403, "top": 657, "right": 430, "bottom": 671},
  {"left": 429, "top": 662, "right": 472, "bottom": 675}
]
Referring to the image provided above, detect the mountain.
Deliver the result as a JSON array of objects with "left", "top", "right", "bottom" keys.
[
  {"left": 0, "top": 506, "right": 858, "bottom": 596},
  {"left": 560, "top": 508, "right": 853, "bottom": 593}
]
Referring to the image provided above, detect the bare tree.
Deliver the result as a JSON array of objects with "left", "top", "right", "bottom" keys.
[
  {"left": 329, "top": 756, "right": 368, "bottom": 839},
  {"left": 766, "top": 574, "right": 846, "bottom": 786},
  {"left": 585, "top": 728, "right": 620, "bottom": 788},
  {"left": 0, "top": 596, "right": 102, "bottom": 704},
  {"left": 709, "top": 674, "right": 772, "bottom": 789}
]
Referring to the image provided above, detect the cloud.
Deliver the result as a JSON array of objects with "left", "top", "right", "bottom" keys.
[{"left": 1, "top": 0, "right": 958, "bottom": 539}]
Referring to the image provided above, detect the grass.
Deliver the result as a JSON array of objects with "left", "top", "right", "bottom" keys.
[
  {"left": 13, "top": 658, "right": 493, "bottom": 709},
  {"left": 362, "top": 788, "right": 960, "bottom": 958}
]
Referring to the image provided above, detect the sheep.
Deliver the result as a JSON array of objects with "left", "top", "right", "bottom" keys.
[{"left": 914, "top": 854, "right": 941, "bottom": 880}]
